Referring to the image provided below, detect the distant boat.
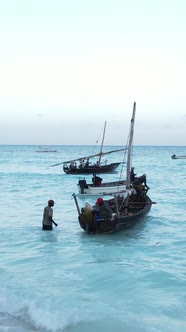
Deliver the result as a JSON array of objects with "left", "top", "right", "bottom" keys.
[
  {"left": 51, "top": 121, "right": 126, "bottom": 174},
  {"left": 171, "top": 154, "right": 186, "bottom": 159},
  {"left": 73, "top": 102, "right": 155, "bottom": 234},
  {"left": 36, "top": 146, "right": 57, "bottom": 153}
]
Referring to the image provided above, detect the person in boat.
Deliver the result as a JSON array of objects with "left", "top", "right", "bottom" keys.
[
  {"left": 93, "top": 197, "right": 113, "bottom": 221},
  {"left": 130, "top": 167, "right": 137, "bottom": 182},
  {"left": 92, "top": 174, "right": 102, "bottom": 186},
  {"left": 132, "top": 174, "right": 149, "bottom": 194},
  {"left": 63, "top": 163, "right": 69, "bottom": 171},
  {"left": 70, "top": 161, "right": 76, "bottom": 169},
  {"left": 85, "top": 159, "right": 90, "bottom": 167},
  {"left": 42, "top": 199, "right": 58, "bottom": 230},
  {"left": 79, "top": 159, "right": 85, "bottom": 168},
  {"left": 94, "top": 161, "right": 101, "bottom": 167}
]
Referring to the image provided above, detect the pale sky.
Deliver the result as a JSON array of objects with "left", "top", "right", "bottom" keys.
[{"left": 0, "top": 0, "right": 186, "bottom": 145}]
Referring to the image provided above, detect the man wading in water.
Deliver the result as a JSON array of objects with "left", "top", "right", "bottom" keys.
[{"left": 42, "top": 199, "right": 58, "bottom": 230}]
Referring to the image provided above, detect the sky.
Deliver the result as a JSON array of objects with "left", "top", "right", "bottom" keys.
[{"left": 0, "top": 0, "right": 186, "bottom": 145}]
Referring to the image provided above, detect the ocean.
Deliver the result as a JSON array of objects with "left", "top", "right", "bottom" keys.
[{"left": 0, "top": 145, "right": 185, "bottom": 332}]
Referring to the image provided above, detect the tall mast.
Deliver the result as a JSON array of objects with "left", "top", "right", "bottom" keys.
[
  {"left": 98, "top": 121, "right": 107, "bottom": 165},
  {"left": 126, "top": 102, "right": 136, "bottom": 189}
]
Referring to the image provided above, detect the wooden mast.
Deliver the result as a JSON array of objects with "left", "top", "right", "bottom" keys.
[
  {"left": 126, "top": 102, "right": 136, "bottom": 189},
  {"left": 98, "top": 121, "right": 107, "bottom": 165}
]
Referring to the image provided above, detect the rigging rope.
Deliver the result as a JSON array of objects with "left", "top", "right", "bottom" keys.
[{"left": 92, "top": 126, "right": 104, "bottom": 154}]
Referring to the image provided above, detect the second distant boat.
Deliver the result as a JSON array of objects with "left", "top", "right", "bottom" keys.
[{"left": 51, "top": 121, "right": 126, "bottom": 174}]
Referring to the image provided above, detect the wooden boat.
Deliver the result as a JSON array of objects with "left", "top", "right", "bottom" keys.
[
  {"left": 51, "top": 121, "right": 126, "bottom": 174},
  {"left": 171, "top": 154, "right": 186, "bottom": 159},
  {"left": 61, "top": 161, "right": 121, "bottom": 174},
  {"left": 73, "top": 102, "right": 155, "bottom": 234},
  {"left": 77, "top": 168, "right": 137, "bottom": 196},
  {"left": 36, "top": 146, "right": 57, "bottom": 153},
  {"left": 77, "top": 177, "right": 126, "bottom": 195}
]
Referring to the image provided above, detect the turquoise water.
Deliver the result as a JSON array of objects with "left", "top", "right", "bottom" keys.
[{"left": 0, "top": 145, "right": 185, "bottom": 332}]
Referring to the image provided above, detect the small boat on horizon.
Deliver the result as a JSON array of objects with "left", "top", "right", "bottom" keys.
[
  {"left": 36, "top": 146, "right": 57, "bottom": 153},
  {"left": 171, "top": 154, "right": 186, "bottom": 159}
]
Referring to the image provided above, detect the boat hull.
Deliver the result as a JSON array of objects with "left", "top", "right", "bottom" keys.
[
  {"left": 77, "top": 179, "right": 126, "bottom": 195},
  {"left": 63, "top": 162, "right": 121, "bottom": 174},
  {"left": 78, "top": 195, "right": 152, "bottom": 234},
  {"left": 171, "top": 155, "right": 186, "bottom": 159}
]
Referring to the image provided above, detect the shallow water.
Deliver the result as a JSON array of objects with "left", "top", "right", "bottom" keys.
[{"left": 0, "top": 145, "right": 186, "bottom": 332}]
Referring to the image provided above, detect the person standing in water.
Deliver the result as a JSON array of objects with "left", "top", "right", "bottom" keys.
[{"left": 42, "top": 199, "right": 58, "bottom": 230}]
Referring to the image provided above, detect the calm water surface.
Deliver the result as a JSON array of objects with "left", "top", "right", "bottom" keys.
[{"left": 0, "top": 145, "right": 185, "bottom": 332}]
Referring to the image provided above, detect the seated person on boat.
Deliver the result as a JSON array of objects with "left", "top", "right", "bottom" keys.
[
  {"left": 92, "top": 174, "right": 102, "bottom": 186},
  {"left": 94, "top": 161, "right": 101, "bottom": 167},
  {"left": 70, "top": 161, "right": 77, "bottom": 169},
  {"left": 93, "top": 197, "right": 113, "bottom": 221},
  {"left": 79, "top": 159, "right": 85, "bottom": 168},
  {"left": 85, "top": 159, "right": 90, "bottom": 167},
  {"left": 63, "top": 163, "right": 69, "bottom": 171},
  {"left": 130, "top": 167, "right": 137, "bottom": 182}
]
